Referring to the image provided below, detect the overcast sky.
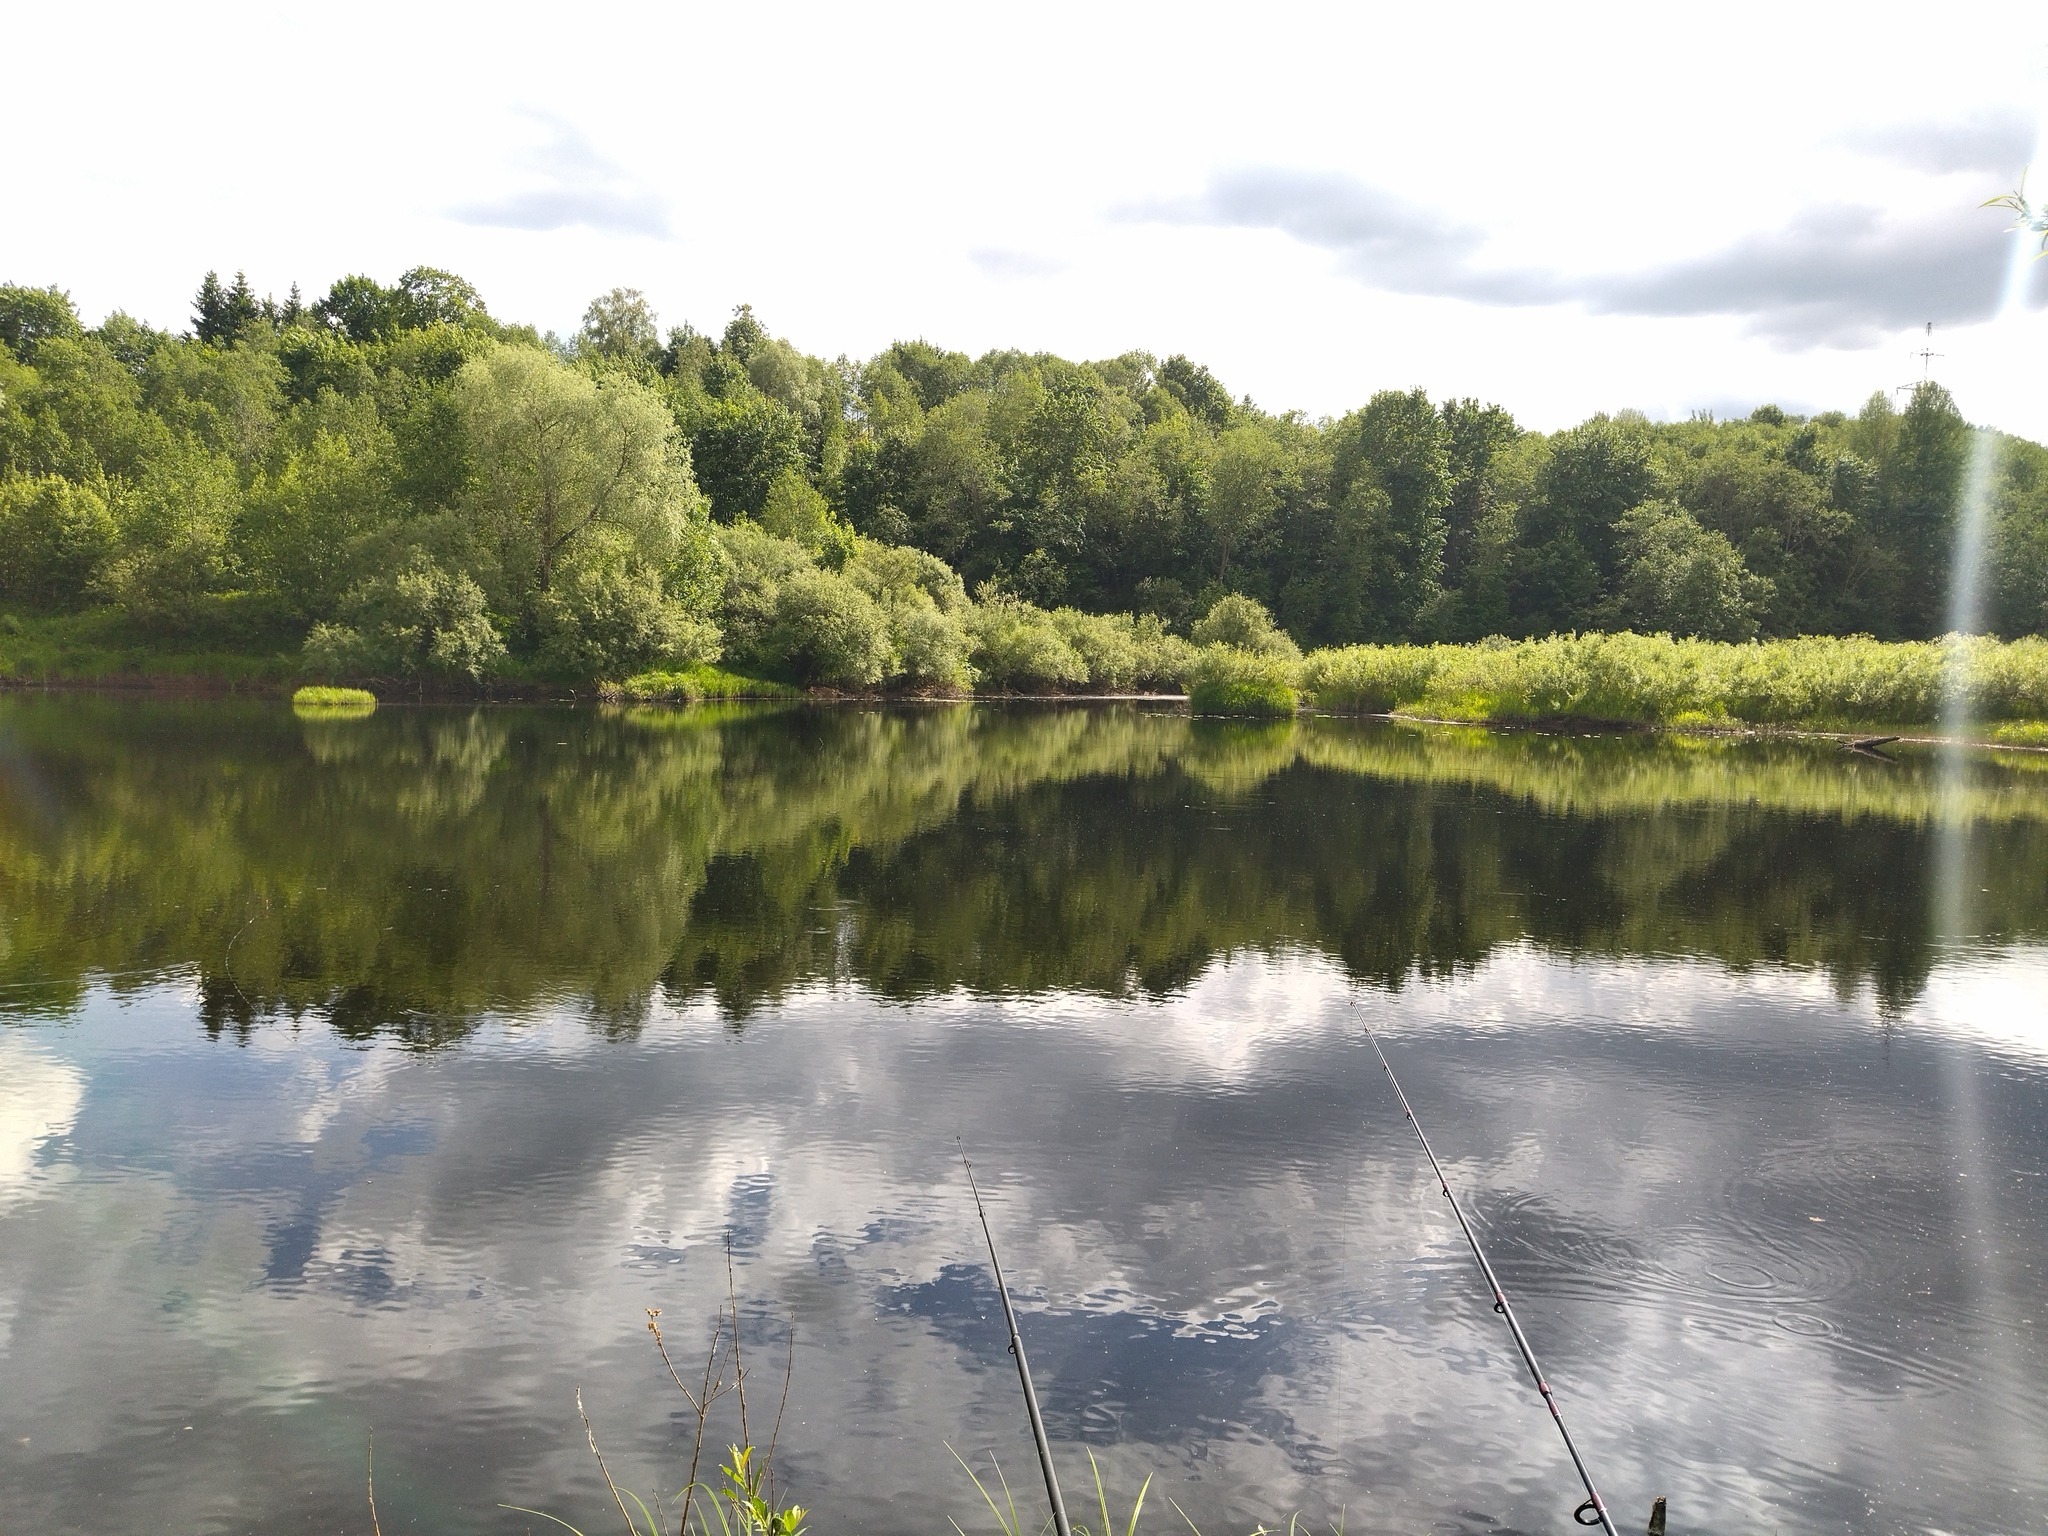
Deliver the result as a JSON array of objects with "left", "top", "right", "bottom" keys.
[{"left": 10, "top": 1, "right": 2048, "bottom": 435}]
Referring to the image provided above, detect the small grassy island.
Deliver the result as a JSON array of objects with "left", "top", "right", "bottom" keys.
[{"left": 3, "top": 270, "right": 2045, "bottom": 735}]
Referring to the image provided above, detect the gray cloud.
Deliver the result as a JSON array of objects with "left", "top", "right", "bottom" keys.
[
  {"left": 968, "top": 246, "right": 1066, "bottom": 279},
  {"left": 450, "top": 112, "right": 671, "bottom": 238},
  {"left": 1127, "top": 167, "right": 2040, "bottom": 347},
  {"left": 1837, "top": 110, "right": 2037, "bottom": 176}
]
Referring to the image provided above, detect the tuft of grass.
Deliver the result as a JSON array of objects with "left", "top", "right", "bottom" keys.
[
  {"left": 293, "top": 685, "right": 376, "bottom": 709},
  {"left": 949, "top": 1449, "right": 1338, "bottom": 1536},
  {"left": 610, "top": 665, "right": 803, "bottom": 702},
  {"left": 1993, "top": 719, "right": 2048, "bottom": 747},
  {"left": 1188, "top": 646, "right": 1298, "bottom": 717}
]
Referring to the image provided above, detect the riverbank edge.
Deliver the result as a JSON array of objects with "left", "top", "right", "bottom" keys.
[{"left": 9, "top": 666, "right": 2048, "bottom": 753}]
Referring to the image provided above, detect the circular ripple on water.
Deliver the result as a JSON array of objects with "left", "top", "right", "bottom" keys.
[
  {"left": 1704, "top": 1261, "right": 1778, "bottom": 1291},
  {"left": 1772, "top": 1312, "right": 1836, "bottom": 1338}
]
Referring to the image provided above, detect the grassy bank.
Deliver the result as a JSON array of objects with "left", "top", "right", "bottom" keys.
[
  {"left": 0, "top": 605, "right": 299, "bottom": 688},
  {"left": 11, "top": 601, "right": 2048, "bottom": 741},
  {"left": 1298, "top": 632, "right": 2048, "bottom": 735}
]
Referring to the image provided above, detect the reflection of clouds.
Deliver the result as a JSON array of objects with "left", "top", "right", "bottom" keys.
[
  {"left": 0, "top": 1035, "right": 81, "bottom": 1207},
  {"left": 5, "top": 950, "right": 2048, "bottom": 1532},
  {"left": 0, "top": 1035, "right": 82, "bottom": 1356},
  {"left": 1911, "top": 948, "right": 2048, "bottom": 1066}
]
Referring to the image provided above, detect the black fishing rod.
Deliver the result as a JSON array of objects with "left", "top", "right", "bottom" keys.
[
  {"left": 1362, "top": 1022, "right": 1623, "bottom": 1536},
  {"left": 962, "top": 1145, "right": 1075, "bottom": 1536}
]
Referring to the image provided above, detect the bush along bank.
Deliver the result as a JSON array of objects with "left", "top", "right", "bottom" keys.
[{"left": 1295, "top": 631, "right": 2048, "bottom": 735}]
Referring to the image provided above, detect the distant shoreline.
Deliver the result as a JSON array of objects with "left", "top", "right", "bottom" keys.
[{"left": 7, "top": 665, "right": 2048, "bottom": 754}]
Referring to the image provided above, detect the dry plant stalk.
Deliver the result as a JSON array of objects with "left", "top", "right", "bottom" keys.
[
  {"left": 725, "top": 1235, "right": 750, "bottom": 1451},
  {"left": 367, "top": 1430, "right": 384, "bottom": 1536},
  {"left": 578, "top": 1385, "right": 640, "bottom": 1536},
  {"left": 765, "top": 1312, "right": 796, "bottom": 1513},
  {"left": 647, "top": 1304, "right": 731, "bottom": 1536}
]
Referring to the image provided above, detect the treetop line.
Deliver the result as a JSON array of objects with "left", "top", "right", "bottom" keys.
[{"left": 1, "top": 268, "right": 2043, "bottom": 692}]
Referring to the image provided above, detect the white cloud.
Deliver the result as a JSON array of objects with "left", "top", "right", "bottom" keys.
[
  {"left": 5, "top": 2, "right": 2047, "bottom": 433},
  {"left": 968, "top": 247, "right": 1066, "bottom": 280},
  {"left": 450, "top": 110, "right": 672, "bottom": 238},
  {"left": 1130, "top": 170, "right": 2045, "bottom": 348}
]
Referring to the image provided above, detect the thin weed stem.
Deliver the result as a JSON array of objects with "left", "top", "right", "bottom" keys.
[
  {"left": 724, "top": 1235, "right": 750, "bottom": 1451},
  {"left": 764, "top": 1313, "right": 795, "bottom": 1511},
  {"left": 368, "top": 1430, "right": 383, "bottom": 1536},
  {"left": 650, "top": 1306, "right": 729, "bottom": 1536},
  {"left": 577, "top": 1386, "right": 642, "bottom": 1536}
]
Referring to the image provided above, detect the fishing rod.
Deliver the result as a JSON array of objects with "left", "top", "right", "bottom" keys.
[
  {"left": 1362, "top": 1021, "right": 1623, "bottom": 1536},
  {"left": 961, "top": 1144, "right": 1075, "bottom": 1536}
]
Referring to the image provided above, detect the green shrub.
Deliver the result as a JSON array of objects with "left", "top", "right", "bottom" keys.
[
  {"left": 1128, "top": 614, "right": 1200, "bottom": 690},
  {"left": 1188, "top": 644, "right": 1298, "bottom": 716},
  {"left": 713, "top": 521, "right": 815, "bottom": 670},
  {"left": 764, "top": 567, "right": 898, "bottom": 687},
  {"left": 1993, "top": 720, "right": 2048, "bottom": 747},
  {"left": 848, "top": 539, "right": 973, "bottom": 688},
  {"left": 891, "top": 603, "right": 974, "bottom": 689},
  {"left": 533, "top": 557, "right": 720, "bottom": 680},
  {"left": 1050, "top": 608, "right": 1141, "bottom": 689},
  {"left": 303, "top": 549, "right": 506, "bottom": 681},
  {"left": 966, "top": 593, "right": 1088, "bottom": 690},
  {"left": 0, "top": 474, "right": 117, "bottom": 610},
  {"left": 1299, "top": 644, "right": 1441, "bottom": 713},
  {"left": 1189, "top": 593, "right": 1301, "bottom": 662}
]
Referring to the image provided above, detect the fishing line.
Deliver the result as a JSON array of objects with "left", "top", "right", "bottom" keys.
[
  {"left": 1361, "top": 1018, "right": 1622, "bottom": 1536},
  {"left": 961, "top": 1142, "right": 1074, "bottom": 1536}
]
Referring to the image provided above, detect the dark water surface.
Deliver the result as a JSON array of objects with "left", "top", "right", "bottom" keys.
[{"left": 2, "top": 697, "right": 2045, "bottom": 1535}]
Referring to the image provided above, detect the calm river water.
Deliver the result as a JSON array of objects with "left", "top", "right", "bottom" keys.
[{"left": 2, "top": 698, "right": 2045, "bottom": 1535}]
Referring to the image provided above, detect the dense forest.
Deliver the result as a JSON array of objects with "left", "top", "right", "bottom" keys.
[{"left": 3, "top": 268, "right": 2046, "bottom": 691}]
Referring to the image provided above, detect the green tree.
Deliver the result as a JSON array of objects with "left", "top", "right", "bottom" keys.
[
  {"left": 1511, "top": 415, "right": 1657, "bottom": 633},
  {"left": 453, "top": 344, "right": 703, "bottom": 599},
  {"left": 1874, "top": 382, "right": 1972, "bottom": 636},
  {"left": 688, "top": 378, "right": 807, "bottom": 522},
  {"left": 880, "top": 339, "right": 975, "bottom": 408},
  {"left": 1157, "top": 354, "right": 1233, "bottom": 429},
  {"left": 99, "top": 438, "right": 245, "bottom": 629},
  {"left": 579, "top": 288, "right": 659, "bottom": 363},
  {"left": 0, "top": 473, "right": 117, "bottom": 607},
  {"left": 1205, "top": 426, "right": 1286, "bottom": 582},
  {"left": 1612, "top": 499, "right": 1770, "bottom": 640},
  {"left": 1437, "top": 399, "right": 1523, "bottom": 630},
  {"left": 192, "top": 271, "right": 260, "bottom": 344},
  {"left": 1331, "top": 389, "right": 1451, "bottom": 638},
  {"left": 0, "top": 284, "right": 82, "bottom": 361},
  {"left": 760, "top": 466, "right": 855, "bottom": 566}
]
